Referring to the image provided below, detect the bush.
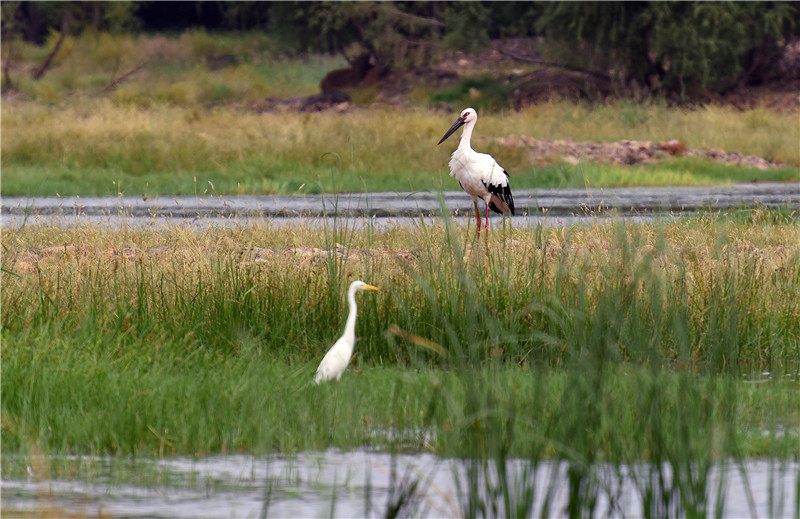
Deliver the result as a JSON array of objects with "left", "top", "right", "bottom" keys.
[
  {"left": 536, "top": 2, "right": 799, "bottom": 99},
  {"left": 429, "top": 77, "right": 512, "bottom": 111}
]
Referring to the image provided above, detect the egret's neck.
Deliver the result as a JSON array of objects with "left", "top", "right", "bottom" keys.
[
  {"left": 458, "top": 120, "right": 475, "bottom": 151},
  {"left": 342, "top": 285, "right": 359, "bottom": 344}
]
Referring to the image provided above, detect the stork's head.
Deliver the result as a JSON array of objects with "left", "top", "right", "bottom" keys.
[{"left": 437, "top": 107, "right": 477, "bottom": 145}]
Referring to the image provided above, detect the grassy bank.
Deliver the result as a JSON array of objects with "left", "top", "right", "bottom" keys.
[
  {"left": 3, "top": 212, "right": 799, "bottom": 369},
  {"left": 2, "top": 212, "right": 799, "bottom": 460},
  {"left": 3, "top": 100, "right": 798, "bottom": 197}
]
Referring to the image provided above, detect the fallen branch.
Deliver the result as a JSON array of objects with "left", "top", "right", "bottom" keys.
[
  {"left": 378, "top": 4, "right": 446, "bottom": 28},
  {"left": 32, "top": 31, "right": 67, "bottom": 80},
  {"left": 102, "top": 60, "right": 150, "bottom": 92},
  {"left": 500, "top": 49, "right": 611, "bottom": 83},
  {"left": 32, "top": 9, "right": 70, "bottom": 80},
  {"left": 2, "top": 50, "right": 13, "bottom": 91}
]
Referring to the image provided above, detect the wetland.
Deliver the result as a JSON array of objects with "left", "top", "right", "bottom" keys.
[{"left": 3, "top": 212, "right": 799, "bottom": 517}]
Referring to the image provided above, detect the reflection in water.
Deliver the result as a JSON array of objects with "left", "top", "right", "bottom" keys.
[
  {"left": 7, "top": 181, "right": 799, "bottom": 230},
  {"left": 0, "top": 212, "right": 659, "bottom": 231},
  {"left": 2, "top": 451, "right": 798, "bottom": 518}
]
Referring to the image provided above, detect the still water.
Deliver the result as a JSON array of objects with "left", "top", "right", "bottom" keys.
[
  {"left": 2, "top": 183, "right": 798, "bottom": 230},
  {"left": 3, "top": 450, "right": 798, "bottom": 518}
]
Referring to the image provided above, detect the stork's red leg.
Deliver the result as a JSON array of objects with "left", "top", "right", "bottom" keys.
[
  {"left": 472, "top": 198, "right": 481, "bottom": 237},
  {"left": 484, "top": 200, "right": 490, "bottom": 237}
]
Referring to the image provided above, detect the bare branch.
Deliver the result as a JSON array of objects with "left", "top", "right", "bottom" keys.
[
  {"left": 2, "top": 45, "right": 14, "bottom": 91},
  {"left": 32, "top": 31, "right": 66, "bottom": 80},
  {"left": 32, "top": 8, "right": 71, "bottom": 80},
  {"left": 103, "top": 60, "right": 150, "bottom": 92},
  {"left": 377, "top": 5, "right": 446, "bottom": 28},
  {"left": 500, "top": 49, "right": 611, "bottom": 83}
]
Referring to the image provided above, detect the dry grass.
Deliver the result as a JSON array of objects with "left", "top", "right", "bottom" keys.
[
  {"left": 3, "top": 99, "right": 798, "bottom": 182},
  {"left": 4, "top": 214, "right": 799, "bottom": 352},
  {"left": 5, "top": 213, "right": 799, "bottom": 275},
  {"left": 5, "top": 31, "right": 342, "bottom": 102},
  {"left": 483, "top": 102, "right": 800, "bottom": 166},
  {"left": 4, "top": 30, "right": 796, "bottom": 168}
]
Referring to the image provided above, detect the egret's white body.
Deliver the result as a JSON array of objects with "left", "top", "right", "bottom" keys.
[
  {"left": 314, "top": 280, "right": 380, "bottom": 384},
  {"left": 438, "top": 108, "right": 515, "bottom": 236}
]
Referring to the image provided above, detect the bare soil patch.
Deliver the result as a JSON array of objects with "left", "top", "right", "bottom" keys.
[{"left": 494, "top": 136, "right": 788, "bottom": 170}]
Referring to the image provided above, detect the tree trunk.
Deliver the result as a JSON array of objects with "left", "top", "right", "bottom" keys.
[{"left": 32, "top": 9, "right": 70, "bottom": 80}]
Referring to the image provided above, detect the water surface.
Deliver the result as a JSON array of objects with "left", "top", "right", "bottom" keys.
[
  {"left": 3, "top": 183, "right": 797, "bottom": 230},
  {"left": 3, "top": 451, "right": 798, "bottom": 518}
]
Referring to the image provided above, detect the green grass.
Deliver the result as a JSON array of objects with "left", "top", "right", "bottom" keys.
[
  {"left": 3, "top": 360, "right": 796, "bottom": 516},
  {"left": 429, "top": 76, "right": 512, "bottom": 111},
  {"left": 2, "top": 213, "right": 799, "bottom": 459},
  {"left": 3, "top": 158, "right": 797, "bottom": 198},
  {"left": 511, "top": 159, "right": 798, "bottom": 190},
  {"left": 3, "top": 213, "right": 798, "bottom": 370},
  {"left": 6, "top": 30, "right": 343, "bottom": 104},
  {"left": 2, "top": 350, "right": 796, "bottom": 458}
]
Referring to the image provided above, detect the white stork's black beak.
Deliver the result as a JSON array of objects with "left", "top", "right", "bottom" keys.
[{"left": 437, "top": 116, "right": 466, "bottom": 145}]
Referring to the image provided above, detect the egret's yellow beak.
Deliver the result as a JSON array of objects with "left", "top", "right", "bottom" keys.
[{"left": 364, "top": 284, "right": 380, "bottom": 291}]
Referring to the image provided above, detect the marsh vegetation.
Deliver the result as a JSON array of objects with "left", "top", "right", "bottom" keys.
[
  {"left": 3, "top": 210, "right": 799, "bottom": 515},
  {"left": 3, "top": 212, "right": 798, "bottom": 449},
  {"left": 3, "top": 24, "right": 799, "bottom": 517}
]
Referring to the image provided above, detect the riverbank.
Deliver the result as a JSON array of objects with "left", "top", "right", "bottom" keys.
[{"left": 3, "top": 100, "right": 798, "bottom": 198}]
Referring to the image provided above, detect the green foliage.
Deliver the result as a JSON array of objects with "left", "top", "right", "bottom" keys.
[
  {"left": 219, "top": 1, "right": 271, "bottom": 31},
  {"left": 15, "top": 2, "right": 141, "bottom": 40},
  {"left": 92, "top": 2, "right": 142, "bottom": 34},
  {"left": 269, "top": 2, "right": 443, "bottom": 71},
  {"left": 443, "top": 2, "right": 490, "bottom": 52},
  {"left": 478, "top": 2, "right": 544, "bottom": 39},
  {"left": 1, "top": 2, "right": 23, "bottom": 40},
  {"left": 647, "top": 2, "right": 797, "bottom": 95},
  {"left": 6, "top": 1, "right": 797, "bottom": 101},
  {"left": 536, "top": 2, "right": 799, "bottom": 98},
  {"left": 429, "top": 76, "right": 512, "bottom": 111}
]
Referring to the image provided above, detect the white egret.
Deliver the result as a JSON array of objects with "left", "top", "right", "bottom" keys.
[
  {"left": 437, "top": 107, "right": 515, "bottom": 237},
  {"left": 314, "top": 280, "right": 380, "bottom": 384}
]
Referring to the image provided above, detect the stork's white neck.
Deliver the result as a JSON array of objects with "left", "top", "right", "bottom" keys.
[{"left": 458, "top": 119, "right": 476, "bottom": 151}]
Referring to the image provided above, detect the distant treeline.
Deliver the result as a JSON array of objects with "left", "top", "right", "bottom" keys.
[{"left": 3, "top": 1, "right": 798, "bottom": 99}]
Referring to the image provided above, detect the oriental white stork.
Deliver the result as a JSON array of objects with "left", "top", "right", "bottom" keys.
[
  {"left": 437, "top": 107, "right": 515, "bottom": 237},
  {"left": 314, "top": 280, "right": 380, "bottom": 384}
]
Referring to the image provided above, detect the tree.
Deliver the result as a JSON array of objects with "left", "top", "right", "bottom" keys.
[
  {"left": 535, "top": 1, "right": 799, "bottom": 99},
  {"left": 13, "top": 2, "right": 140, "bottom": 43},
  {"left": 269, "top": 2, "right": 445, "bottom": 73}
]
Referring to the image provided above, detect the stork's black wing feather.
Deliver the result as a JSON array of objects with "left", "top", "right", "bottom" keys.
[{"left": 485, "top": 170, "right": 515, "bottom": 215}]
